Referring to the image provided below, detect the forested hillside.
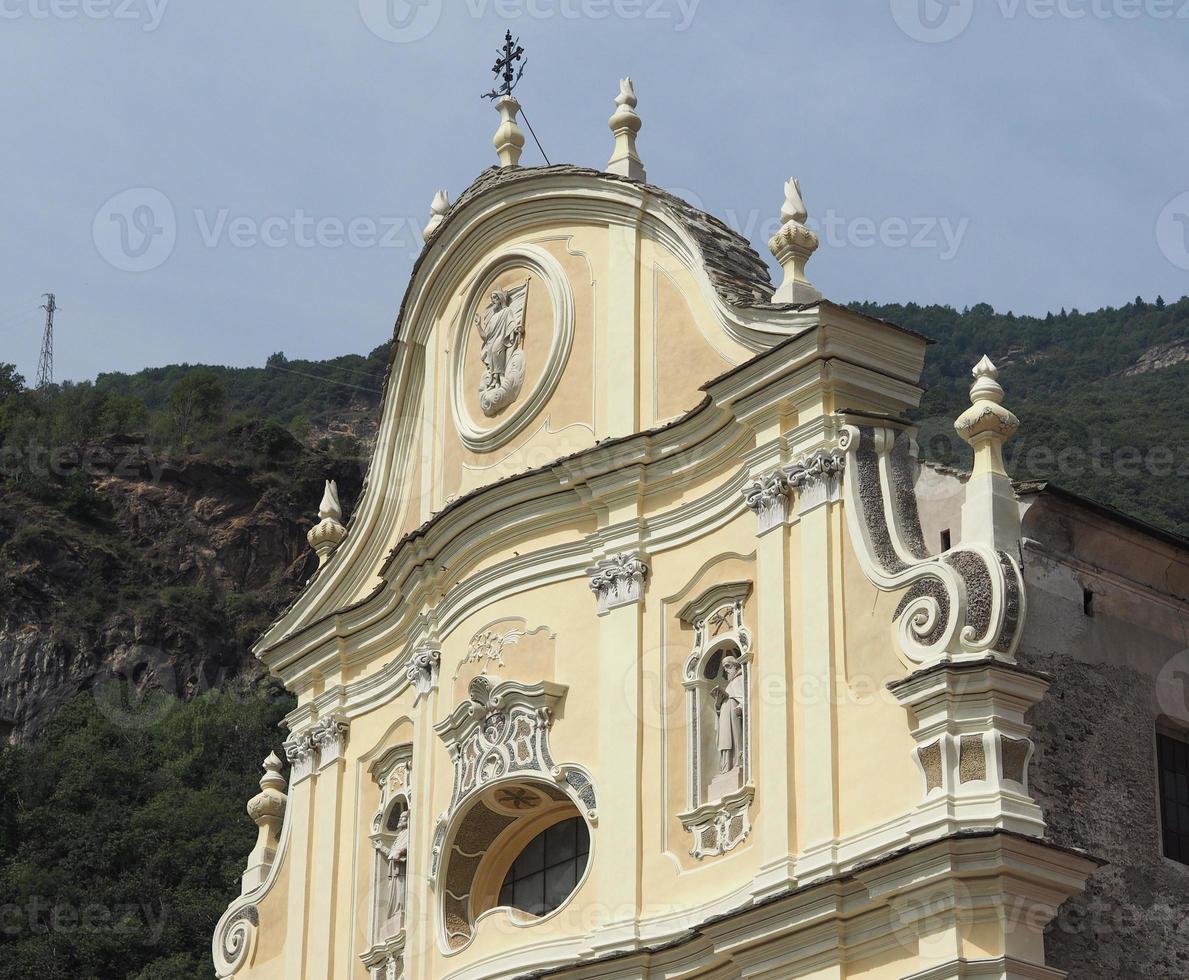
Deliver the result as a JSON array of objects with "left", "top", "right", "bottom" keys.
[
  {"left": 0, "top": 297, "right": 1186, "bottom": 978},
  {"left": 853, "top": 296, "right": 1189, "bottom": 537}
]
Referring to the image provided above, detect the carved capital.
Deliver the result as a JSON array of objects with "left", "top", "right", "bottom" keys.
[
  {"left": 587, "top": 552, "right": 649, "bottom": 614},
  {"left": 785, "top": 448, "right": 845, "bottom": 514},
  {"left": 742, "top": 470, "right": 791, "bottom": 534},
  {"left": 309, "top": 715, "right": 350, "bottom": 770},
  {"left": 283, "top": 731, "right": 317, "bottom": 784},
  {"left": 406, "top": 646, "right": 441, "bottom": 702}
]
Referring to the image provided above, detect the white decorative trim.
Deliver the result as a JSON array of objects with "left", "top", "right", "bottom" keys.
[
  {"left": 282, "top": 731, "right": 316, "bottom": 785},
  {"left": 430, "top": 678, "right": 598, "bottom": 953},
  {"left": 742, "top": 469, "right": 790, "bottom": 534},
  {"left": 679, "top": 585, "right": 754, "bottom": 856},
  {"left": 308, "top": 715, "right": 350, "bottom": 771},
  {"left": 405, "top": 645, "right": 441, "bottom": 703},
  {"left": 889, "top": 659, "right": 1047, "bottom": 842},
  {"left": 450, "top": 244, "right": 575, "bottom": 453},
  {"left": 679, "top": 785, "right": 754, "bottom": 860},
  {"left": 587, "top": 552, "right": 649, "bottom": 615},
  {"left": 838, "top": 422, "right": 1027, "bottom": 666},
  {"left": 785, "top": 447, "right": 845, "bottom": 514},
  {"left": 363, "top": 746, "right": 413, "bottom": 974}
]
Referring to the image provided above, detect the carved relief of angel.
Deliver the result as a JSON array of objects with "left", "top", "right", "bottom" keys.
[{"left": 476, "top": 280, "right": 530, "bottom": 417}]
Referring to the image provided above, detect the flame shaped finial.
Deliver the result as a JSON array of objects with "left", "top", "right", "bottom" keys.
[
  {"left": 616, "top": 77, "right": 638, "bottom": 109},
  {"left": 318, "top": 480, "right": 343, "bottom": 523},
  {"left": 781, "top": 178, "right": 808, "bottom": 226}
]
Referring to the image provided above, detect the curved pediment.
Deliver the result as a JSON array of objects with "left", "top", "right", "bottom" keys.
[{"left": 255, "top": 166, "right": 831, "bottom": 666}]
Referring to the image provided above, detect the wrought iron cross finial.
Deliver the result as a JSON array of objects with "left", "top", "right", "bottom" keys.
[{"left": 483, "top": 30, "right": 526, "bottom": 100}]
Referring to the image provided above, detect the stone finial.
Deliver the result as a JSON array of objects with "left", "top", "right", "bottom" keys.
[
  {"left": 493, "top": 94, "right": 526, "bottom": 167},
  {"left": 955, "top": 356, "right": 1022, "bottom": 551},
  {"left": 243, "top": 752, "right": 288, "bottom": 892},
  {"left": 423, "top": 190, "right": 450, "bottom": 242},
  {"left": 955, "top": 357, "right": 1019, "bottom": 477},
  {"left": 308, "top": 480, "right": 347, "bottom": 566},
  {"left": 780, "top": 178, "right": 808, "bottom": 225},
  {"left": 769, "top": 177, "right": 822, "bottom": 304},
  {"left": 607, "top": 77, "right": 646, "bottom": 182}
]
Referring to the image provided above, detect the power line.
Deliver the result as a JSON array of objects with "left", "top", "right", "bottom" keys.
[
  {"left": 37, "top": 293, "right": 56, "bottom": 389},
  {"left": 265, "top": 362, "right": 383, "bottom": 395},
  {"left": 518, "top": 106, "right": 551, "bottom": 166}
]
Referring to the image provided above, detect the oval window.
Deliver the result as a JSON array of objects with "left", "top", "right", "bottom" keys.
[{"left": 496, "top": 817, "right": 590, "bottom": 917}]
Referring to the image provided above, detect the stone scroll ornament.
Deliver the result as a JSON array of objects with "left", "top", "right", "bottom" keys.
[
  {"left": 428, "top": 677, "right": 597, "bottom": 951},
  {"left": 838, "top": 423, "right": 1026, "bottom": 665},
  {"left": 476, "top": 280, "right": 529, "bottom": 417}
]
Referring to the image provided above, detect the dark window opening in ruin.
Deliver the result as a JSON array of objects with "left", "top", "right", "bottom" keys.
[
  {"left": 1158, "top": 731, "right": 1189, "bottom": 865},
  {"left": 1083, "top": 588, "right": 1095, "bottom": 617},
  {"left": 940, "top": 529, "right": 952, "bottom": 552}
]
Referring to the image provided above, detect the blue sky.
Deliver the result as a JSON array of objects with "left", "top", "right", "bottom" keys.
[{"left": 2, "top": 0, "right": 1187, "bottom": 383}]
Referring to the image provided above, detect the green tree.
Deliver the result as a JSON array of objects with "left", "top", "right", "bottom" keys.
[{"left": 169, "top": 371, "right": 226, "bottom": 442}]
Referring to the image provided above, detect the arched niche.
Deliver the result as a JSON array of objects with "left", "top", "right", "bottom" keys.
[
  {"left": 363, "top": 745, "right": 413, "bottom": 974},
  {"left": 677, "top": 581, "right": 756, "bottom": 859}
]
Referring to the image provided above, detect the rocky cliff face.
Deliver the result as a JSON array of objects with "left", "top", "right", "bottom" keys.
[{"left": 0, "top": 423, "right": 366, "bottom": 740}]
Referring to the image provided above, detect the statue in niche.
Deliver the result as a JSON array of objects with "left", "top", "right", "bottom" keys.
[
  {"left": 374, "top": 809, "right": 410, "bottom": 929},
  {"left": 475, "top": 280, "right": 530, "bottom": 417},
  {"left": 712, "top": 655, "right": 746, "bottom": 775}
]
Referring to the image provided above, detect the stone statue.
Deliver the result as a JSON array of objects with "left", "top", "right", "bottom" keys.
[
  {"left": 476, "top": 281, "right": 529, "bottom": 417},
  {"left": 374, "top": 810, "right": 410, "bottom": 925},
  {"left": 712, "top": 656, "right": 745, "bottom": 774}
]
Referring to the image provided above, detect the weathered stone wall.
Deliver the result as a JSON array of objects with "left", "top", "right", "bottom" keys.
[{"left": 1020, "top": 527, "right": 1189, "bottom": 978}]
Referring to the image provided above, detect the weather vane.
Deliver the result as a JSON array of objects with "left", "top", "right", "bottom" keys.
[{"left": 483, "top": 30, "right": 526, "bottom": 100}]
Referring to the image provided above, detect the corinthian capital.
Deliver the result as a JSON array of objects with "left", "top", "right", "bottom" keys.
[
  {"left": 407, "top": 645, "right": 442, "bottom": 702},
  {"left": 742, "top": 470, "right": 791, "bottom": 535},
  {"left": 785, "top": 449, "right": 845, "bottom": 514},
  {"left": 587, "top": 552, "right": 649, "bottom": 615}
]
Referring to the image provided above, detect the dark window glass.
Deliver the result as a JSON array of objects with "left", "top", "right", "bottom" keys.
[
  {"left": 498, "top": 817, "right": 590, "bottom": 916},
  {"left": 1158, "top": 732, "right": 1189, "bottom": 865}
]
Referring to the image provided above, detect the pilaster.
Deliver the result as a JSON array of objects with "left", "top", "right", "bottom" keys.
[
  {"left": 304, "top": 716, "right": 350, "bottom": 980},
  {"left": 588, "top": 550, "right": 648, "bottom": 950},
  {"left": 790, "top": 448, "right": 844, "bottom": 882}
]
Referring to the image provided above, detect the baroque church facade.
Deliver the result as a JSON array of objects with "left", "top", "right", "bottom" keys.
[{"left": 212, "top": 80, "right": 1189, "bottom": 979}]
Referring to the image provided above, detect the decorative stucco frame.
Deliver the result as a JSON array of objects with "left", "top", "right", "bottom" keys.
[
  {"left": 428, "top": 677, "right": 597, "bottom": 953},
  {"left": 361, "top": 745, "right": 414, "bottom": 979},
  {"left": 677, "top": 581, "right": 755, "bottom": 859},
  {"left": 450, "top": 244, "right": 576, "bottom": 453}
]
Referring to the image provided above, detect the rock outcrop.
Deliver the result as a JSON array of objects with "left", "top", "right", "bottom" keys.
[{"left": 0, "top": 423, "right": 366, "bottom": 739}]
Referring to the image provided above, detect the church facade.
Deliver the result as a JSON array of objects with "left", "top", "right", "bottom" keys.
[{"left": 212, "top": 81, "right": 1189, "bottom": 979}]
